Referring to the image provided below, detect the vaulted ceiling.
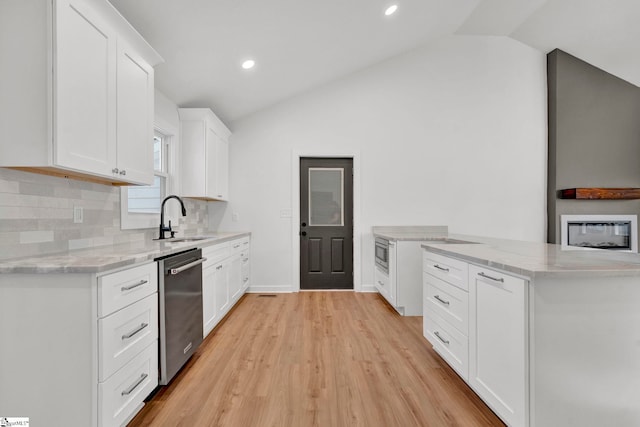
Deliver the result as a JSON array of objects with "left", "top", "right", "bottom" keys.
[{"left": 108, "top": 0, "right": 640, "bottom": 123}]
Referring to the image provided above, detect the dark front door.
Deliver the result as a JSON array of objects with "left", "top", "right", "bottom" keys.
[{"left": 300, "top": 157, "right": 353, "bottom": 290}]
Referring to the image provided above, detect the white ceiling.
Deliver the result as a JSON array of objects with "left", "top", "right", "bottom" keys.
[{"left": 108, "top": 0, "right": 640, "bottom": 123}]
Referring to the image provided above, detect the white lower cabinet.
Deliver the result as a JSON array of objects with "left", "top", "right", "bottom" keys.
[
  {"left": 97, "top": 262, "right": 159, "bottom": 427},
  {"left": 0, "top": 261, "right": 158, "bottom": 427},
  {"left": 98, "top": 341, "right": 158, "bottom": 427},
  {"left": 202, "top": 236, "right": 251, "bottom": 338},
  {"left": 202, "top": 263, "right": 218, "bottom": 336},
  {"left": 423, "top": 250, "right": 528, "bottom": 427},
  {"left": 468, "top": 265, "right": 527, "bottom": 427},
  {"left": 424, "top": 310, "right": 469, "bottom": 380},
  {"left": 229, "top": 253, "right": 243, "bottom": 303},
  {"left": 214, "top": 262, "right": 230, "bottom": 318}
]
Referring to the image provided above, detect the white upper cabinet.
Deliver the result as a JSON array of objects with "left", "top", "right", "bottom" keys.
[
  {"left": 115, "top": 40, "right": 155, "bottom": 184},
  {"left": 0, "top": 0, "right": 162, "bottom": 186},
  {"left": 179, "top": 108, "right": 231, "bottom": 201}
]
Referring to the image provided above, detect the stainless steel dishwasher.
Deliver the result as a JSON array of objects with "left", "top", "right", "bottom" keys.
[{"left": 157, "top": 248, "right": 205, "bottom": 385}]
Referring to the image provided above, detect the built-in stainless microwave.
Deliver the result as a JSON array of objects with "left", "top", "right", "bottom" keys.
[
  {"left": 375, "top": 237, "right": 389, "bottom": 272},
  {"left": 561, "top": 214, "right": 638, "bottom": 253}
]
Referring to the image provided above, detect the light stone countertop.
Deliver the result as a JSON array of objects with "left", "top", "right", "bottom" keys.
[
  {"left": 421, "top": 233, "right": 640, "bottom": 279},
  {"left": 372, "top": 225, "right": 449, "bottom": 241},
  {"left": 0, "top": 232, "right": 250, "bottom": 274}
]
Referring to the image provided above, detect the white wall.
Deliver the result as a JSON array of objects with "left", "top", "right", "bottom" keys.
[{"left": 215, "top": 35, "right": 547, "bottom": 292}]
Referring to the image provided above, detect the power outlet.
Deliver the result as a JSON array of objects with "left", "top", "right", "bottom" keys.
[{"left": 73, "top": 206, "right": 83, "bottom": 224}]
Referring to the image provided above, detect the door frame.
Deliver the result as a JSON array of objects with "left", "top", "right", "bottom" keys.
[{"left": 291, "top": 150, "right": 361, "bottom": 292}]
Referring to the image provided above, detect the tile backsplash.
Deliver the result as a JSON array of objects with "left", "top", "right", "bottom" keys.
[{"left": 0, "top": 168, "right": 211, "bottom": 260}]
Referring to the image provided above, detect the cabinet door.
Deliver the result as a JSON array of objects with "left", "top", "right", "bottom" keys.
[
  {"left": 215, "top": 136, "right": 229, "bottom": 200},
  {"left": 115, "top": 40, "right": 154, "bottom": 185},
  {"left": 205, "top": 126, "right": 218, "bottom": 199},
  {"left": 54, "top": 0, "right": 116, "bottom": 177},
  {"left": 241, "top": 253, "right": 250, "bottom": 291},
  {"left": 229, "top": 254, "right": 242, "bottom": 303},
  {"left": 468, "top": 265, "right": 528, "bottom": 427},
  {"left": 214, "top": 262, "right": 229, "bottom": 316},
  {"left": 202, "top": 264, "right": 217, "bottom": 337}
]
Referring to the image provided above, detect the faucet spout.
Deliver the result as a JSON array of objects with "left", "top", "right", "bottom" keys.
[{"left": 158, "top": 195, "right": 187, "bottom": 240}]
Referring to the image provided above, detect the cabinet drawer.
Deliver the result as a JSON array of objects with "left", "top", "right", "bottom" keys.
[
  {"left": 99, "top": 293, "right": 158, "bottom": 382},
  {"left": 424, "top": 273, "right": 469, "bottom": 335},
  {"left": 374, "top": 266, "right": 393, "bottom": 304},
  {"left": 98, "top": 262, "right": 157, "bottom": 317},
  {"left": 99, "top": 341, "right": 158, "bottom": 427},
  {"left": 423, "top": 251, "right": 468, "bottom": 291},
  {"left": 424, "top": 312, "right": 468, "bottom": 381},
  {"left": 203, "top": 242, "right": 230, "bottom": 266},
  {"left": 241, "top": 254, "right": 250, "bottom": 287},
  {"left": 229, "top": 238, "right": 245, "bottom": 254}
]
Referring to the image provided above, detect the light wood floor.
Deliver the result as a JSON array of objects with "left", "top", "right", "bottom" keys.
[{"left": 129, "top": 292, "right": 505, "bottom": 427}]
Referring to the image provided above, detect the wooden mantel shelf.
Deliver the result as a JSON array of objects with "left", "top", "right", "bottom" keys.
[{"left": 559, "top": 188, "right": 640, "bottom": 200}]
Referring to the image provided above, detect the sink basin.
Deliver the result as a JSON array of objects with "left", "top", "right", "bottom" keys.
[
  {"left": 429, "top": 238, "right": 480, "bottom": 244},
  {"left": 160, "top": 237, "right": 209, "bottom": 243}
]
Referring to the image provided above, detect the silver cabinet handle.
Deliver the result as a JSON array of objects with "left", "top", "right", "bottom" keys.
[
  {"left": 242, "top": 258, "right": 249, "bottom": 262},
  {"left": 122, "top": 323, "right": 148, "bottom": 340},
  {"left": 434, "top": 295, "right": 450, "bottom": 306},
  {"left": 378, "top": 280, "right": 384, "bottom": 286},
  {"left": 170, "top": 257, "right": 207, "bottom": 275},
  {"left": 434, "top": 331, "right": 450, "bottom": 345},
  {"left": 233, "top": 244, "right": 240, "bottom": 249},
  {"left": 121, "top": 279, "right": 148, "bottom": 292},
  {"left": 121, "top": 373, "right": 148, "bottom": 396},
  {"left": 434, "top": 264, "right": 450, "bottom": 272},
  {"left": 243, "top": 278, "right": 249, "bottom": 283},
  {"left": 112, "top": 168, "right": 119, "bottom": 174},
  {"left": 119, "top": 170, "right": 126, "bottom": 175},
  {"left": 478, "top": 272, "right": 504, "bottom": 283},
  {"left": 216, "top": 265, "right": 223, "bottom": 270}
]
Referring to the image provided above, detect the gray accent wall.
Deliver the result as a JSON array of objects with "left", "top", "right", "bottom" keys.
[{"left": 547, "top": 49, "right": 640, "bottom": 243}]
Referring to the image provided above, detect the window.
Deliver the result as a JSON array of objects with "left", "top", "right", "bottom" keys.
[
  {"left": 121, "top": 127, "right": 176, "bottom": 230},
  {"left": 127, "top": 132, "right": 168, "bottom": 214}
]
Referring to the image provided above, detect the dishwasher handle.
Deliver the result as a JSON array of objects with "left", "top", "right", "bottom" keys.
[{"left": 169, "top": 257, "right": 207, "bottom": 275}]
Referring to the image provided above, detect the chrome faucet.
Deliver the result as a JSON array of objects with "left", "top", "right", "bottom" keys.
[{"left": 158, "top": 195, "right": 187, "bottom": 240}]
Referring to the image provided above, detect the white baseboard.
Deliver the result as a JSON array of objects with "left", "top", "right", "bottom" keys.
[
  {"left": 247, "top": 284, "right": 379, "bottom": 293},
  {"left": 360, "top": 284, "right": 378, "bottom": 293},
  {"left": 246, "top": 286, "right": 294, "bottom": 293}
]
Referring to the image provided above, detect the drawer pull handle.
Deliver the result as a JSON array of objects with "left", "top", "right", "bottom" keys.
[
  {"left": 243, "top": 278, "right": 249, "bottom": 283},
  {"left": 121, "top": 373, "right": 148, "bottom": 396},
  {"left": 121, "top": 279, "right": 148, "bottom": 292},
  {"left": 478, "top": 272, "right": 504, "bottom": 283},
  {"left": 216, "top": 265, "right": 223, "bottom": 270},
  {"left": 434, "top": 331, "right": 450, "bottom": 345},
  {"left": 243, "top": 258, "right": 249, "bottom": 262},
  {"left": 378, "top": 280, "right": 384, "bottom": 286},
  {"left": 233, "top": 244, "right": 240, "bottom": 249},
  {"left": 122, "top": 323, "right": 149, "bottom": 340},
  {"left": 434, "top": 264, "right": 450, "bottom": 272},
  {"left": 434, "top": 295, "right": 450, "bottom": 306}
]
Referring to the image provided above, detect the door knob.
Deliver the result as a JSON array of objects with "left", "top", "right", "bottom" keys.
[{"left": 300, "top": 231, "right": 307, "bottom": 236}]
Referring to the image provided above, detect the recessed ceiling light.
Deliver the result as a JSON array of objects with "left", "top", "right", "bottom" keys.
[
  {"left": 242, "top": 59, "right": 255, "bottom": 70},
  {"left": 384, "top": 4, "right": 398, "bottom": 16}
]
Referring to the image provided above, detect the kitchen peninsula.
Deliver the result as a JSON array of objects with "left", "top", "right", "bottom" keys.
[{"left": 421, "top": 235, "right": 640, "bottom": 427}]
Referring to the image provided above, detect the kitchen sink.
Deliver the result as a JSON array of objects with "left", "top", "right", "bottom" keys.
[
  {"left": 429, "top": 238, "right": 480, "bottom": 244},
  {"left": 161, "top": 237, "right": 209, "bottom": 243}
]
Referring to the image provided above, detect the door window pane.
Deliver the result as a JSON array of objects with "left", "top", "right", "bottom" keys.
[{"left": 309, "top": 168, "right": 343, "bottom": 226}]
